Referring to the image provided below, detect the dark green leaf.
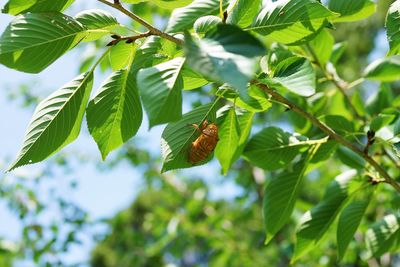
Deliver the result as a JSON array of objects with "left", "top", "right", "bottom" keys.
[
  {"left": 185, "top": 24, "right": 266, "bottom": 96},
  {"left": 9, "top": 72, "right": 93, "bottom": 171},
  {"left": 243, "top": 127, "right": 321, "bottom": 170},
  {"left": 137, "top": 57, "right": 184, "bottom": 127},
  {"left": 250, "top": 0, "right": 337, "bottom": 45},
  {"left": 337, "top": 189, "right": 373, "bottom": 260},
  {"left": 0, "top": 13, "right": 87, "bottom": 73},
  {"left": 292, "top": 170, "right": 361, "bottom": 262}
]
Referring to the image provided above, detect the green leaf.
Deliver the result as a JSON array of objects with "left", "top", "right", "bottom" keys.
[
  {"left": 185, "top": 24, "right": 266, "bottom": 96},
  {"left": 394, "top": 117, "right": 400, "bottom": 136},
  {"left": 323, "top": 115, "right": 354, "bottom": 134},
  {"left": 2, "top": 0, "right": 74, "bottom": 15},
  {"left": 215, "top": 107, "right": 240, "bottom": 174},
  {"left": 370, "top": 114, "right": 396, "bottom": 132},
  {"left": 148, "top": 0, "right": 192, "bottom": 9},
  {"left": 109, "top": 42, "right": 137, "bottom": 71},
  {"left": 137, "top": 57, "right": 185, "bottom": 128},
  {"left": 75, "top": 9, "right": 119, "bottom": 42},
  {"left": 166, "top": 0, "right": 228, "bottom": 33},
  {"left": 329, "top": 0, "right": 376, "bottom": 22},
  {"left": 386, "top": 1, "right": 400, "bottom": 56},
  {"left": 364, "top": 56, "right": 400, "bottom": 82},
  {"left": 309, "top": 30, "right": 334, "bottom": 65},
  {"left": 217, "top": 84, "right": 272, "bottom": 112},
  {"left": 366, "top": 214, "right": 400, "bottom": 258},
  {"left": 0, "top": 12, "right": 87, "bottom": 73},
  {"left": 250, "top": 0, "right": 337, "bottom": 45},
  {"left": 8, "top": 72, "right": 94, "bottom": 171},
  {"left": 226, "top": 0, "right": 261, "bottom": 28},
  {"left": 161, "top": 102, "right": 218, "bottom": 172},
  {"left": 131, "top": 36, "right": 163, "bottom": 73},
  {"left": 194, "top": 15, "right": 222, "bottom": 33},
  {"left": 181, "top": 65, "right": 209, "bottom": 90},
  {"left": 264, "top": 158, "right": 309, "bottom": 244},
  {"left": 331, "top": 42, "right": 347, "bottom": 65},
  {"left": 309, "top": 140, "right": 338, "bottom": 163},
  {"left": 243, "top": 127, "right": 319, "bottom": 170},
  {"left": 86, "top": 70, "right": 142, "bottom": 160},
  {"left": 337, "top": 146, "right": 365, "bottom": 169},
  {"left": 292, "top": 170, "right": 360, "bottom": 263},
  {"left": 262, "top": 57, "right": 316, "bottom": 96},
  {"left": 337, "top": 190, "right": 372, "bottom": 261}
]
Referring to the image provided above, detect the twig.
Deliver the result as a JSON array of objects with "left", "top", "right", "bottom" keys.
[
  {"left": 106, "top": 31, "right": 152, "bottom": 46},
  {"left": 98, "top": 0, "right": 400, "bottom": 194},
  {"left": 97, "top": 0, "right": 183, "bottom": 45},
  {"left": 253, "top": 81, "right": 400, "bottom": 193}
]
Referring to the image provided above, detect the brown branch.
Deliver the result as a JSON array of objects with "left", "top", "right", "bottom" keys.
[
  {"left": 98, "top": 0, "right": 400, "bottom": 194},
  {"left": 253, "top": 81, "right": 400, "bottom": 193},
  {"left": 106, "top": 31, "right": 152, "bottom": 46},
  {"left": 97, "top": 0, "right": 183, "bottom": 45}
]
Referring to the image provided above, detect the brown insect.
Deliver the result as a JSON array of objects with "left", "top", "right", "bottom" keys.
[{"left": 188, "top": 120, "right": 219, "bottom": 164}]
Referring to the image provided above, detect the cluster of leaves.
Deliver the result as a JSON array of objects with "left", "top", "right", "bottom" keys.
[{"left": 1, "top": 0, "right": 400, "bottom": 264}]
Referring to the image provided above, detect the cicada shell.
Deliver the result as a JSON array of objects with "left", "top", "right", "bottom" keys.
[{"left": 188, "top": 120, "right": 219, "bottom": 164}]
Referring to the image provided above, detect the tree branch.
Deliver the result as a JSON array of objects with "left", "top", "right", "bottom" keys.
[
  {"left": 253, "top": 81, "right": 400, "bottom": 193},
  {"left": 98, "top": 0, "right": 400, "bottom": 193},
  {"left": 97, "top": 0, "right": 183, "bottom": 45}
]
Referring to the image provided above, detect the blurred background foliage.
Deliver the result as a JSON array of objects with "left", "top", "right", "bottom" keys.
[{"left": 1, "top": 0, "right": 400, "bottom": 266}]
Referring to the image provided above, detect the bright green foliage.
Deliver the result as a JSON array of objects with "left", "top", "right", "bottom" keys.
[
  {"left": 251, "top": 0, "right": 337, "bottom": 45},
  {"left": 161, "top": 103, "right": 217, "bottom": 172},
  {"left": 137, "top": 57, "right": 185, "bottom": 127},
  {"left": 2, "top": 0, "right": 74, "bottom": 15},
  {"left": 2, "top": 0, "right": 400, "bottom": 265},
  {"left": 386, "top": 0, "right": 400, "bottom": 56},
  {"left": 364, "top": 55, "right": 400, "bottom": 81},
  {"left": 109, "top": 43, "right": 137, "bottom": 71},
  {"left": 87, "top": 70, "right": 142, "bottom": 160},
  {"left": 166, "top": 0, "right": 227, "bottom": 32},
  {"left": 226, "top": 0, "right": 261, "bottom": 28},
  {"left": 329, "top": 0, "right": 376, "bottom": 22},
  {"left": 292, "top": 170, "right": 362, "bottom": 262},
  {"left": 243, "top": 127, "right": 322, "bottom": 170},
  {"left": 9, "top": 73, "right": 93, "bottom": 171},
  {"left": 193, "top": 15, "right": 222, "bottom": 33},
  {"left": 309, "top": 30, "right": 334, "bottom": 65},
  {"left": 185, "top": 24, "right": 265, "bottom": 96},
  {"left": 263, "top": 56, "right": 316, "bottom": 96},
  {"left": 75, "top": 9, "right": 120, "bottom": 42},
  {"left": 0, "top": 13, "right": 87, "bottom": 73},
  {"left": 215, "top": 107, "right": 241, "bottom": 174}
]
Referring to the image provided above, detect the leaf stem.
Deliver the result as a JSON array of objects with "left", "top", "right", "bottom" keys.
[
  {"left": 253, "top": 81, "right": 400, "bottom": 194},
  {"left": 97, "top": 0, "right": 183, "bottom": 45},
  {"left": 90, "top": 46, "right": 112, "bottom": 73}
]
